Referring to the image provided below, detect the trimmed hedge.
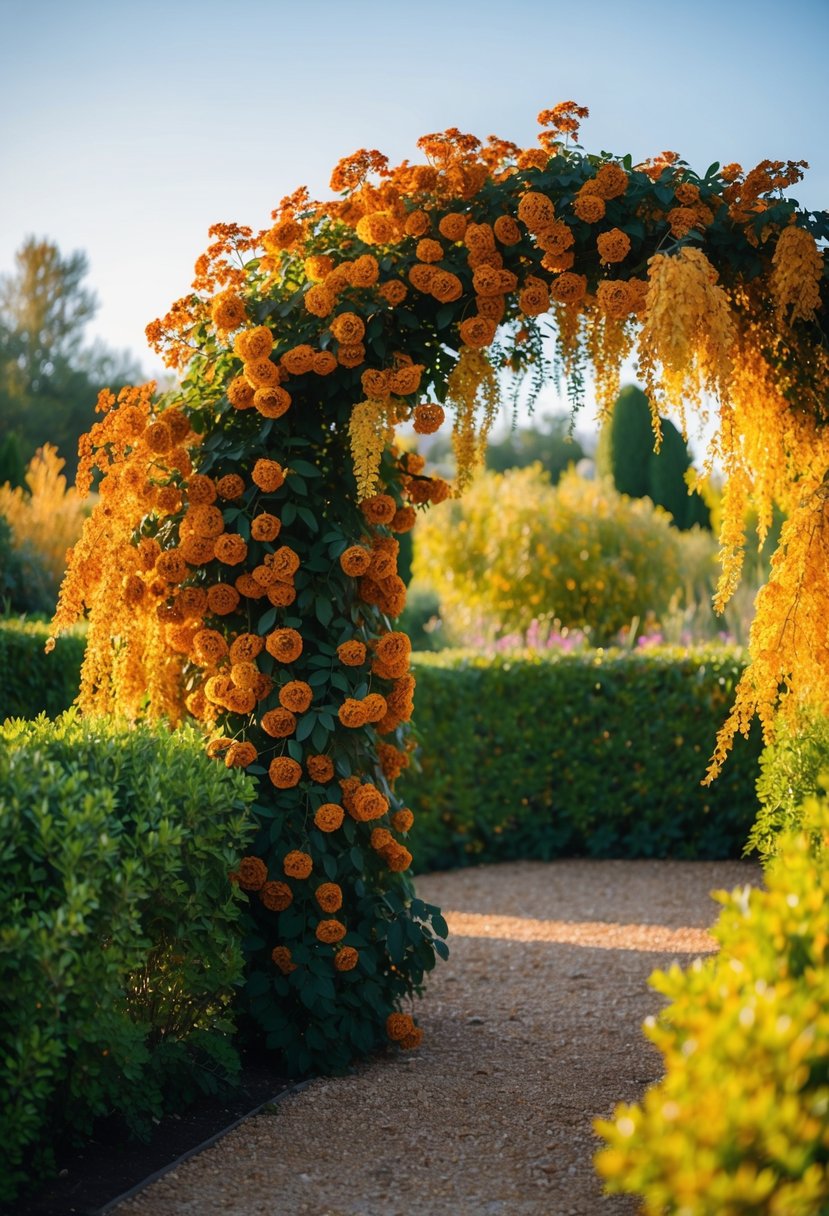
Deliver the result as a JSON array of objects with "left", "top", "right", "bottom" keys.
[
  {"left": 402, "top": 647, "right": 761, "bottom": 867},
  {"left": 0, "top": 712, "right": 256, "bottom": 1202},
  {"left": 595, "top": 792, "right": 829, "bottom": 1212},
  {"left": 0, "top": 618, "right": 84, "bottom": 719}
]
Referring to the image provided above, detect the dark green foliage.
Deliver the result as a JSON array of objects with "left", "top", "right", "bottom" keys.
[
  {"left": 750, "top": 708, "right": 829, "bottom": 859},
  {"left": 401, "top": 648, "right": 760, "bottom": 869},
  {"left": 596, "top": 386, "right": 710, "bottom": 530},
  {"left": 0, "top": 712, "right": 256, "bottom": 1201},
  {"left": 485, "top": 415, "right": 585, "bottom": 484},
  {"left": 0, "top": 617, "right": 84, "bottom": 718},
  {"left": 0, "top": 432, "right": 26, "bottom": 489}
]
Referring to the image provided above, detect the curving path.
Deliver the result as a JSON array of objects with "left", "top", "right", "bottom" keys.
[{"left": 116, "top": 857, "right": 761, "bottom": 1216}]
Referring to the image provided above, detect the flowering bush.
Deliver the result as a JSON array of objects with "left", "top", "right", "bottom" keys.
[
  {"left": 595, "top": 793, "right": 829, "bottom": 1214},
  {"left": 47, "top": 104, "right": 827, "bottom": 1069},
  {"left": 413, "top": 465, "right": 682, "bottom": 644},
  {"left": 0, "top": 445, "right": 88, "bottom": 611}
]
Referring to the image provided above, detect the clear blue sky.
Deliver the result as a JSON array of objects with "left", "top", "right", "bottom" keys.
[{"left": 1, "top": 0, "right": 827, "bottom": 432}]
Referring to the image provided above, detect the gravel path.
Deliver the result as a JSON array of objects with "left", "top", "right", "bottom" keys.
[{"left": 116, "top": 857, "right": 761, "bottom": 1216}]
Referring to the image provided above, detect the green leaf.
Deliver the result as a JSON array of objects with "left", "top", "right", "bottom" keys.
[
  {"left": 433, "top": 938, "right": 450, "bottom": 961},
  {"left": 298, "top": 507, "right": 319, "bottom": 532},
  {"left": 287, "top": 739, "right": 304, "bottom": 762},
  {"left": 290, "top": 460, "right": 322, "bottom": 478},
  {"left": 311, "top": 722, "right": 329, "bottom": 752},
  {"left": 315, "top": 597, "right": 333, "bottom": 628},
  {"left": 295, "top": 715, "right": 316, "bottom": 743},
  {"left": 258, "top": 607, "right": 277, "bottom": 632},
  {"left": 431, "top": 913, "right": 449, "bottom": 939},
  {"left": 386, "top": 919, "right": 405, "bottom": 963},
  {"left": 282, "top": 502, "right": 297, "bottom": 526}
]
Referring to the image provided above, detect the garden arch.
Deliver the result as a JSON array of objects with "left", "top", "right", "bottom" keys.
[{"left": 52, "top": 102, "right": 829, "bottom": 1073}]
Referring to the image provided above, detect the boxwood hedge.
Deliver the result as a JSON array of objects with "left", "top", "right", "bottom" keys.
[
  {"left": 401, "top": 647, "right": 761, "bottom": 868},
  {"left": 0, "top": 711, "right": 256, "bottom": 1201},
  {"left": 0, "top": 617, "right": 84, "bottom": 720}
]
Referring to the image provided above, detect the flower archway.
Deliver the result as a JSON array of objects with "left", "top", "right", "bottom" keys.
[{"left": 51, "top": 102, "right": 829, "bottom": 1072}]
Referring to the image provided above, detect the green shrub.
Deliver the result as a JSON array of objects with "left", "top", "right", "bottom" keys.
[
  {"left": 0, "top": 617, "right": 85, "bottom": 719},
  {"left": 0, "top": 712, "right": 256, "bottom": 1201},
  {"left": 750, "top": 708, "right": 829, "bottom": 860},
  {"left": 401, "top": 647, "right": 760, "bottom": 868},
  {"left": 0, "top": 518, "right": 55, "bottom": 617},
  {"left": 595, "top": 793, "right": 829, "bottom": 1214},
  {"left": 412, "top": 466, "right": 684, "bottom": 645}
]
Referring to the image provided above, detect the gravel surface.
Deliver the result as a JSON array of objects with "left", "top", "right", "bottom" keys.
[{"left": 116, "top": 857, "right": 761, "bottom": 1216}]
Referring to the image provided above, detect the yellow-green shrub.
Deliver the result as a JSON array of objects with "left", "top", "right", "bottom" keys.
[
  {"left": 595, "top": 794, "right": 829, "bottom": 1214},
  {"left": 412, "top": 465, "right": 682, "bottom": 644}
]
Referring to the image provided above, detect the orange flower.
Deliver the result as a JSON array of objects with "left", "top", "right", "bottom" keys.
[
  {"left": 596, "top": 228, "right": 631, "bottom": 264},
  {"left": 186, "top": 504, "right": 225, "bottom": 538},
  {"left": 517, "top": 191, "right": 556, "bottom": 231},
  {"left": 340, "top": 545, "right": 373, "bottom": 576},
  {"left": 464, "top": 222, "right": 495, "bottom": 254},
  {"left": 304, "top": 284, "right": 336, "bottom": 317},
  {"left": 270, "top": 545, "right": 300, "bottom": 580},
  {"left": 400, "top": 1027, "right": 424, "bottom": 1050},
  {"left": 404, "top": 209, "right": 431, "bottom": 237},
  {"left": 596, "top": 279, "right": 634, "bottom": 319},
  {"left": 348, "top": 253, "right": 380, "bottom": 287},
  {"left": 265, "top": 628, "right": 303, "bottom": 663},
  {"left": 519, "top": 276, "right": 550, "bottom": 316},
  {"left": 224, "top": 739, "right": 256, "bottom": 768},
  {"left": 280, "top": 344, "right": 316, "bottom": 376},
  {"left": 376, "top": 631, "right": 412, "bottom": 669},
  {"left": 269, "top": 756, "right": 302, "bottom": 788},
  {"left": 238, "top": 326, "right": 274, "bottom": 361},
  {"left": 391, "top": 807, "right": 414, "bottom": 833},
  {"left": 271, "top": 945, "right": 297, "bottom": 974},
  {"left": 187, "top": 474, "right": 217, "bottom": 505},
  {"left": 315, "top": 882, "right": 343, "bottom": 913},
  {"left": 236, "top": 856, "right": 268, "bottom": 891},
  {"left": 382, "top": 843, "right": 413, "bottom": 872},
  {"left": 337, "top": 639, "right": 367, "bottom": 666},
  {"left": 315, "top": 918, "right": 347, "bottom": 944},
  {"left": 251, "top": 512, "right": 281, "bottom": 542},
  {"left": 370, "top": 828, "right": 393, "bottom": 851},
  {"left": 261, "top": 708, "right": 297, "bottom": 738},
  {"left": 549, "top": 272, "right": 588, "bottom": 304},
  {"left": 254, "top": 385, "right": 292, "bottom": 418},
  {"left": 338, "top": 698, "right": 369, "bottom": 728},
  {"left": 267, "top": 582, "right": 297, "bottom": 607},
  {"left": 337, "top": 342, "right": 366, "bottom": 368},
  {"left": 251, "top": 459, "right": 285, "bottom": 492},
  {"left": 230, "top": 632, "right": 264, "bottom": 662},
  {"left": 360, "top": 494, "right": 397, "bottom": 525},
  {"left": 206, "top": 736, "right": 232, "bottom": 758},
  {"left": 352, "top": 783, "right": 389, "bottom": 821},
  {"left": 429, "top": 270, "right": 463, "bottom": 303},
  {"left": 408, "top": 263, "right": 436, "bottom": 293},
  {"left": 306, "top": 754, "right": 334, "bottom": 783},
  {"left": 386, "top": 1012, "right": 415, "bottom": 1042},
  {"left": 593, "top": 162, "right": 629, "bottom": 200},
  {"left": 260, "top": 880, "right": 293, "bottom": 912},
  {"left": 213, "top": 533, "right": 248, "bottom": 565},
  {"left": 379, "top": 280, "right": 408, "bottom": 306},
  {"left": 361, "top": 368, "right": 390, "bottom": 399},
  {"left": 416, "top": 238, "right": 444, "bottom": 263},
  {"left": 235, "top": 572, "right": 267, "bottom": 599},
  {"left": 459, "top": 316, "right": 497, "bottom": 348},
  {"left": 180, "top": 535, "right": 215, "bottom": 565},
  {"left": 314, "top": 802, "right": 345, "bottom": 832},
  {"left": 227, "top": 376, "right": 256, "bottom": 409},
  {"left": 283, "top": 850, "right": 313, "bottom": 879},
  {"left": 177, "top": 586, "right": 208, "bottom": 618},
  {"left": 230, "top": 661, "right": 259, "bottom": 688},
  {"left": 244, "top": 358, "right": 280, "bottom": 389},
  {"left": 155, "top": 550, "right": 187, "bottom": 584},
  {"left": 334, "top": 946, "right": 359, "bottom": 971},
  {"left": 207, "top": 583, "right": 240, "bottom": 615},
  {"left": 211, "top": 291, "right": 246, "bottom": 331},
  {"left": 280, "top": 680, "right": 313, "bottom": 715},
  {"left": 192, "top": 628, "right": 228, "bottom": 665},
  {"left": 438, "top": 212, "right": 468, "bottom": 241},
  {"left": 573, "top": 193, "right": 606, "bottom": 223},
  {"left": 330, "top": 312, "right": 366, "bottom": 344},
  {"left": 216, "top": 474, "right": 246, "bottom": 500},
  {"left": 493, "top": 215, "right": 521, "bottom": 245},
  {"left": 388, "top": 363, "right": 423, "bottom": 396},
  {"left": 391, "top": 506, "right": 417, "bottom": 533},
  {"left": 305, "top": 254, "right": 334, "bottom": 281},
  {"left": 362, "top": 693, "right": 388, "bottom": 723}
]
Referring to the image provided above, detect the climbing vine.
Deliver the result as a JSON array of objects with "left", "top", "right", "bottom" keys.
[{"left": 50, "top": 102, "right": 829, "bottom": 1070}]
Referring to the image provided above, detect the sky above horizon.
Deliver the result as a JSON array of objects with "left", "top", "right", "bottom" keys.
[{"left": 1, "top": 0, "right": 827, "bottom": 438}]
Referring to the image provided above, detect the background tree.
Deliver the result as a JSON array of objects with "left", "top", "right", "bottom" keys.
[
  {"left": 596, "top": 385, "right": 710, "bottom": 531},
  {"left": 485, "top": 413, "right": 586, "bottom": 483},
  {"left": 0, "top": 237, "right": 142, "bottom": 481}
]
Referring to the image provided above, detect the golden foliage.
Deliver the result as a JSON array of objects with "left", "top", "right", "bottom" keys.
[{"left": 0, "top": 445, "right": 88, "bottom": 589}]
